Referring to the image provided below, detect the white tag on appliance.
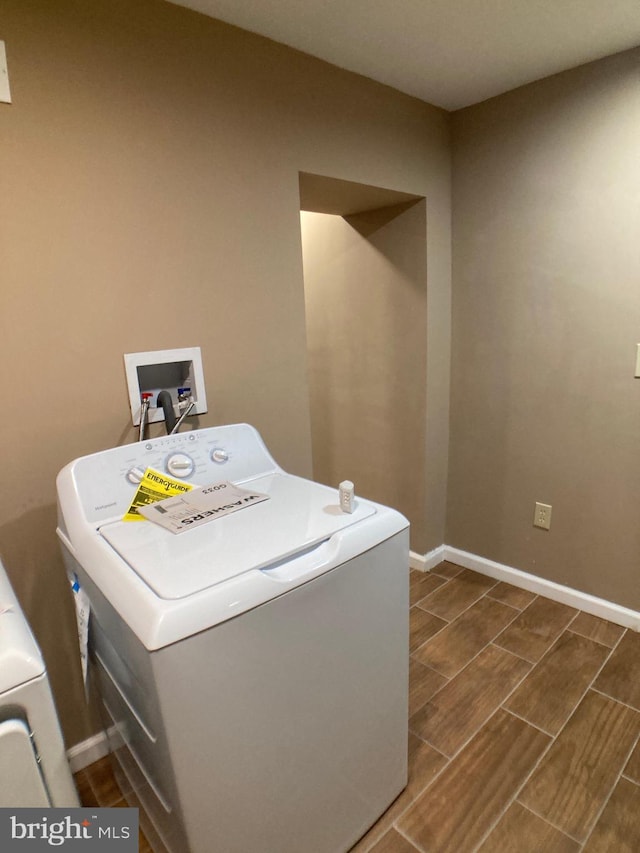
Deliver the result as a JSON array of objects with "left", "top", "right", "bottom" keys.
[{"left": 138, "top": 480, "right": 269, "bottom": 533}]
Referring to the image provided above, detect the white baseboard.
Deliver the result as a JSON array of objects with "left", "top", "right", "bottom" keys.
[
  {"left": 410, "top": 543, "right": 640, "bottom": 631},
  {"left": 442, "top": 546, "right": 640, "bottom": 632},
  {"left": 410, "top": 546, "right": 445, "bottom": 572},
  {"left": 67, "top": 728, "right": 113, "bottom": 773}
]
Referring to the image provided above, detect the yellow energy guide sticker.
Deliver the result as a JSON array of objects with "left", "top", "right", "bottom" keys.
[{"left": 123, "top": 468, "right": 193, "bottom": 522}]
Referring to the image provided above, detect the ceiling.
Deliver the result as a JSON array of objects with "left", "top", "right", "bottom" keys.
[{"left": 166, "top": 0, "right": 640, "bottom": 110}]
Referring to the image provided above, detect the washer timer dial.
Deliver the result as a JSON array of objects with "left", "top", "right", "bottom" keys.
[
  {"left": 126, "top": 466, "right": 145, "bottom": 485},
  {"left": 166, "top": 453, "right": 195, "bottom": 478}
]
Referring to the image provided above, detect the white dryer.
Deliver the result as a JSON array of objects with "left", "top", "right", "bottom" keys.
[
  {"left": 56, "top": 424, "right": 409, "bottom": 852},
  {"left": 0, "top": 560, "right": 79, "bottom": 807}
]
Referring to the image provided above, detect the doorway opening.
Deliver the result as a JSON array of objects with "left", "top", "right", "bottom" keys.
[{"left": 299, "top": 172, "right": 428, "bottom": 552}]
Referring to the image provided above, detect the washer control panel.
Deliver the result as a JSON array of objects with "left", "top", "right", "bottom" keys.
[{"left": 65, "top": 425, "right": 281, "bottom": 524}]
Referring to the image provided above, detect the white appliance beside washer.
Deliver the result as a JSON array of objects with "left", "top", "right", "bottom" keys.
[
  {"left": 56, "top": 423, "right": 409, "bottom": 853},
  {"left": 0, "top": 559, "right": 79, "bottom": 807}
]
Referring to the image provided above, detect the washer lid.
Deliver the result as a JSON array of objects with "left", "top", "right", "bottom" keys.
[{"left": 99, "top": 473, "right": 376, "bottom": 600}]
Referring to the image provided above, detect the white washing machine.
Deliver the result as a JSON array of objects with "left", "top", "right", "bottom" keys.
[
  {"left": 0, "top": 559, "right": 79, "bottom": 807},
  {"left": 56, "top": 424, "right": 409, "bottom": 852}
]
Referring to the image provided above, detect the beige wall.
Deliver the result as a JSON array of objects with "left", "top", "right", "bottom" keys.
[
  {"left": 301, "top": 201, "right": 429, "bottom": 552},
  {"left": 1, "top": 0, "right": 636, "bottom": 761},
  {"left": 0, "top": 0, "right": 451, "bottom": 746},
  {"left": 449, "top": 48, "right": 640, "bottom": 609}
]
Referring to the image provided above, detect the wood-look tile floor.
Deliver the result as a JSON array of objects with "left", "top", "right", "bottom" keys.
[
  {"left": 74, "top": 756, "right": 152, "bottom": 852},
  {"left": 75, "top": 561, "right": 640, "bottom": 853},
  {"left": 353, "top": 563, "right": 640, "bottom": 853}
]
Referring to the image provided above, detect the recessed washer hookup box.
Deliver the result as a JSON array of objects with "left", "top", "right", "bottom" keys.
[{"left": 124, "top": 347, "right": 207, "bottom": 426}]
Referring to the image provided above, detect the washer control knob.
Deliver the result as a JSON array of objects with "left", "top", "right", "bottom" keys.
[
  {"left": 166, "top": 453, "right": 194, "bottom": 478},
  {"left": 211, "top": 448, "right": 229, "bottom": 464},
  {"left": 126, "top": 466, "right": 145, "bottom": 485}
]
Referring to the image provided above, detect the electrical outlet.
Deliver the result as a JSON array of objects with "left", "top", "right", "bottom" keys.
[{"left": 534, "top": 502, "right": 552, "bottom": 530}]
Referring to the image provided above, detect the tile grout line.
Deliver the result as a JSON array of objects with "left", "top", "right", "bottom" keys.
[
  {"left": 412, "top": 638, "right": 536, "bottom": 761},
  {"left": 476, "top": 708, "right": 586, "bottom": 848},
  {"left": 411, "top": 616, "right": 522, "bottom": 684},
  {"left": 409, "top": 602, "right": 456, "bottom": 658},
  {"left": 407, "top": 730, "right": 449, "bottom": 762},
  {"left": 365, "top": 736, "right": 456, "bottom": 847},
  {"left": 409, "top": 579, "right": 531, "bottom": 717},
  {"left": 408, "top": 607, "right": 536, "bottom": 753},
  {"left": 408, "top": 655, "right": 452, "bottom": 711},
  {"left": 352, "top": 736, "right": 452, "bottom": 850},
  {"left": 569, "top": 627, "right": 628, "bottom": 711},
  {"left": 409, "top": 570, "right": 457, "bottom": 651},
  {"left": 497, "top": 624, "right": 630, "bottom": 839},
  {"left": 418, "top": 572, "right": 636, "bottom": 851},
  {"left": 518, "top": 800, "right": 584, "bottom": 847},
  {"left": 417, "top": 571, "right": 502, "bottom": 608},
  {"left": 449, "top": 705, "right": 557, "bottom": 853},
  {"left": 409, "top": 571, "right": 448, "bottom": 604},
  {"left": 394, "top": 823, "right": 427, "bottom": 853},
  {"left": 566, "top": 624, "right": 624, "bottom": 649},
  {"left": 502, "top": 629, "right": 636, "bottom": 850},
  {"left": 480, "top": 656, "right": 633, "bottom": 851},
  {"left": 414, "top": 572, "right": 503, "bottom": 623},
  {"left": 429, "top": 563, "right": 465, "bottom": 581},
  {"left": 589, "top": 684, "right": 640, "bottom": 715},
  {"left": 500, "top": 705, "right": 556, "bottom": 738},
  {"left": 409, "top": 607, "right": 451, "bottom": 654},
  {"left": 404, "top": 573, "right": 499, "bottom": 822},
  {"left": 575, "top": 726, "right": 640, "bottom": 851},
  {"left": 356, "top": 588, "right": 628, "bottom": 851},
  {"left": 370, "top": 569, "right": 633, "bottom": 853},
  {"left": 471, "top": 801, "right": 581, "bottom": 852},
  {"left": 566, "top": 607, "right": 583, "bottom": 632},
  {"left": 500, "top": 621, "right": 628, "bottom": 740},
  {"left": 493, "top": 604, "right": 582, "bottom": 668},
  {"left": 408, "top": 640, "right": 523, "bottom": 737},
  {"left": 407, "top": 728, "right": 453, "bottom": 760},
  {"left": 411, "top": 589, "right": 526, "bottom": 681},
  {"left": 598, "top": 623, "right": 627, "bottom": 654}
]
